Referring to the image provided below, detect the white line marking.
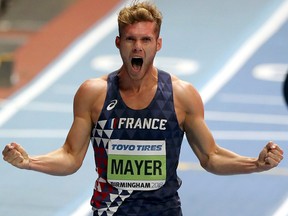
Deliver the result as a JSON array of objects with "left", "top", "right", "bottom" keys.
[
  {"left": 199, "top": 0, "right": 288, "bottom": 104},
  {"left": 205, "top": 111, "right": 288, "bottom": 125},
  {"left": 219, "top": 93, "right": 285, "bottom": 106},
  {"left": 0, "top": 129, "right": 68, "bottom": 138},
  {"left": 0, "top": 4, "right": 119, "bottom": 127},
  {"left": 70, "top": 200, "right": 92, "bottom": 216},
  {"left": 253, "top": 63, "right": 288, "bottom": 82},
  {"left": 212, "top": 130, "right": 288, "bottom": 141},
  {"left": 178, "top": 162, "right": 288, "bottom": 176},
  {"left": 0, "top": 100, "right": 72, "bottom": 113},
  {"left": 273, "top": 199, "right": 288, "bottom": 216},
  {"left": 23, "top": 101, "right": 72, "bottom": 112}
]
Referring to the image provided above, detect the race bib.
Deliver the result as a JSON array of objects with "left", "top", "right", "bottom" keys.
[{"left": 107, "top": 140, "right": 166, "bottom": 191}]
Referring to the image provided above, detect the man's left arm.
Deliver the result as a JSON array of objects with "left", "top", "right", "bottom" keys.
[{"left": 180, "top": 82, "right": 283, "bottom": 175}]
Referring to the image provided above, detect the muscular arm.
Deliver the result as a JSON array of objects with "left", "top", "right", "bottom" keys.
[
  {"left": 2, "top": 79, "right": 106, "bottom": 176},
  {"left": 28, "top": 106, "right": 92, "bottom": 176},
  {"left": 174, "top": 79, "right": 283, "bottom": 175}
]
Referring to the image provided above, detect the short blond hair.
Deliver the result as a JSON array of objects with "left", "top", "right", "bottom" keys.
[{"left": 118, "top": 1, "right": 163, "bottom": 37}]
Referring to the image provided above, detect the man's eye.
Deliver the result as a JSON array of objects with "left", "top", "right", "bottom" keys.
[{"left": 143, "top": 38, "right": 151, "bottom": 42}]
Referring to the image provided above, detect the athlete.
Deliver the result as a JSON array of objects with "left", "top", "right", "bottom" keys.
[{"left": 2, "top": 2, "right": 284, "bottom": 216}]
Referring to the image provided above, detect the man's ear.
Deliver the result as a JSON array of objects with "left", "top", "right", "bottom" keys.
[
  {"left": 115, "top": 36, "right": 120, "bottom": 49},
  {"left": 157, "top": 37, "right": 162, "bottom": 51}
]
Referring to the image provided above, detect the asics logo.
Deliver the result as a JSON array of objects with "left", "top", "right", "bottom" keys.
[{"left": 107, "top": 99, "right": 118, "bottom": 111}]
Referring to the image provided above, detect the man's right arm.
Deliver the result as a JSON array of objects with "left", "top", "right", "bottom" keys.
[{"left": 2, "top": 78, "right": 106, "bottom": 175}]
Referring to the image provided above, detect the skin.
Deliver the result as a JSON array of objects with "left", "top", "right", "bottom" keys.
[{"left": 2, "top": 21, "right": 284, "bottom": 176}]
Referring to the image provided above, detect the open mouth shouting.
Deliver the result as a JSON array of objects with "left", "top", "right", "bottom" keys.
[{"left": 131, "top": 57, "right": 143, "bottom": 71}]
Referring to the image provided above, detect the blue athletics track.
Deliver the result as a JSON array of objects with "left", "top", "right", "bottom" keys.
[{"left": 1, "top": 0, "right": 288, "bottom": 216}]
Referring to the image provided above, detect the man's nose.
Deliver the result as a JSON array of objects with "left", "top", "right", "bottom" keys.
[{"left": 133, "top": 40, "right": 143, "bottom": 52}]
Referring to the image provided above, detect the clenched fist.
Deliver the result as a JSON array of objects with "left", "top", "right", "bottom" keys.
[
  {"left": 257, "top": 141, "right": 284, "bottom": 171},
  {"left": 2, "top": 142, "right": 30, "bottom": 169}
]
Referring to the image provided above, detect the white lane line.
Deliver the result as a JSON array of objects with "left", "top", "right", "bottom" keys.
[
  {"left": 70, "top": 200, "right": 93, "bottom": 216},
  {"left": 0, "top": 2, "right": 119, "bottom": 127},
  {"left": 253, "top": 63, "right": 288, "bottom": 82},
  {"left": 218, "top": 93, "right": 285, "bottom": 106},
  {"left": 273, "top": 199, "right": 288, "bottom": 216},
  {"left": 178, "top": 162, "right": 288, "bottom": 176},
  {"left": 0, "top": 100, "right": 72, "bottom": 112},
  {"left": 23, "top": 101, "right": 72, "bottom": 112},
  {"left": 212, "top": 130, "right": 288, "bottom": 141},
  {"left": 199, "top": 0, "right": 288, "bottom": 104},
  {"left": 205, "top": 111, "right": 288, "bottom": 125},
  {"left": 0, "top": 129, "right": 68, "bottom": 138}
]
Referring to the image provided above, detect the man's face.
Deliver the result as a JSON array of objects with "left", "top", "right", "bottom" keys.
[{"left": 116, "top": 21, "right": 162, "bottom": 80}]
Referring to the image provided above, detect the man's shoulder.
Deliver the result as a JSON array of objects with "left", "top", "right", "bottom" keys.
[
  {"left": 74, "top": 76, "right": 108, "bottom": 101},
  {"left": 171, "top": 75, "right": 196, "bottom": 92},
  {"left": 171, "top": 75, "right": 203, "bottom": 108},
  {"left": 80, "top": 75, "right": 108, "bottom": 90}
]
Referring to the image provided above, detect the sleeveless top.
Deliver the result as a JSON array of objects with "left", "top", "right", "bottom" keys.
[{"left": 90, "top": 70, "right": 184, "bottom": 216}]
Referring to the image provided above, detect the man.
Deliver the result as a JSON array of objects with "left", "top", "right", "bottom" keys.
[{"left": 2, "top": 2, "right": 284, "bottom": 216}]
